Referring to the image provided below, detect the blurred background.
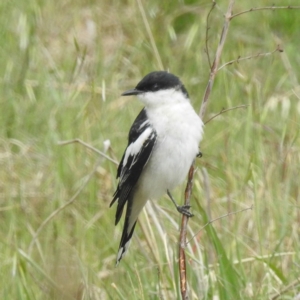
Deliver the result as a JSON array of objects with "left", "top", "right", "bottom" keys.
[{"left": 1, "top": 0, "right": 300, "bottom": 299}]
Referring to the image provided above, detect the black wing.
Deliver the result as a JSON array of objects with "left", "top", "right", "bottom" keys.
[{"left": 110, "top": 108, "right": 157, "bottom": 225}]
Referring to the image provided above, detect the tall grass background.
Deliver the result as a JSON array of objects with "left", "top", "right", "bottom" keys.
[{"left": 1, "top": 0, "right": 300, "bottom": 299}]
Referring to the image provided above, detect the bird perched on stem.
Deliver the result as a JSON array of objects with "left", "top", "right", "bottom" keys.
[{"left": 110, "top": 71, "right": 204, "bottom": 265}]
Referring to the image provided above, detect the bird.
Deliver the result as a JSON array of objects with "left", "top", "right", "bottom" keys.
[{"left": 110, "top": 71, "right": 204, "bottom": 265}]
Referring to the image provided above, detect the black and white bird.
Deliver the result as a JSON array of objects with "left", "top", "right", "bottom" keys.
[{"left": 110, "top": 71, "right": 204, "bottom": 265}]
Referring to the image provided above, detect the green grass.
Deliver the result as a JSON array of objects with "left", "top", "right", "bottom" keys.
[{"left": 1, "top": 0, "right": 300, "bottom": 299}]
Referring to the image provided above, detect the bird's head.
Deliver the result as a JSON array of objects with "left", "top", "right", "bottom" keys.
[{"left": 121, "top": 71, "right": 189, "bottom": 107}]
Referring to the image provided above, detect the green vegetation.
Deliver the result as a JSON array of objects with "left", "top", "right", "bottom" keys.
[{"left": 1, "top": 0, "right": 300, "bottom": 299}]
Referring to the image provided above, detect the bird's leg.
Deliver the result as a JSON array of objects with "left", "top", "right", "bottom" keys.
[
  {"left": 167, "top": 190, "right": 194, "bottom": 218},
  {"left": 197, "top": 151, "right": 202, "bottom": 158}
]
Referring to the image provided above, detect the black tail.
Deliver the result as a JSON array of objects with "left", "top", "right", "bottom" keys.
[{"left": 116, "top": 219, "right": 137, "bottom": 265}]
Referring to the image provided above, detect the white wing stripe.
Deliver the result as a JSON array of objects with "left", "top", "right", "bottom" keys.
[
  {"left": 139, "top": 120, "right": 150, "bottom": 129},
  {"left": 122, "top": 127, "right": 153, "bottom": 167}
]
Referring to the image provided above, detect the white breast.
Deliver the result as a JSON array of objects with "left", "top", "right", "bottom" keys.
[{"left": 136, "top": 89, "right": 204, "bottom": 199}]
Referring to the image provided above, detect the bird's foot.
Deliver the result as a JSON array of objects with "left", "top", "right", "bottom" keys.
[
  {"left": 197, "top": 151, "right": 202, "bottom": 158},
  {"left": 167, "top": 189, "right": 194, "bottom": 217},
  {"left": 177, "top": 205, "right": 194, "bottom": 218}
]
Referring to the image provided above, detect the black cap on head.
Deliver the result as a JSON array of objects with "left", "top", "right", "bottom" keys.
[{"left": 122, "top": 71, "right": 189, "bottom": 97}]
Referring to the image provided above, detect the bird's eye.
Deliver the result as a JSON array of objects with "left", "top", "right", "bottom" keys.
[{"left": 153, "top": 83, "right": 159, "bottom": 90}]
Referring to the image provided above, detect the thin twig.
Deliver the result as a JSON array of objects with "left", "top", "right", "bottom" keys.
[
  {"left": 199, "top": 0, "right": 235, "bottom": 119},
  {"left": 136, "top": 0, "right": 164, "bottom": 70},
  {"left": 187, "top": 205, "right": 253, "bottom": 245},
  {"left": 179, "top": 2, "right": 235, "bottom": 298},
  {"left": 178, "top": 3, "right": 299, "bottom": 299},
  {"left": 218, "top": 46, "right": 283, "bottom": 71},
  {"left": 58, "top": 138, "right": 118, "bottom": 165},
  {"left": 179, "top": 164, "right": 195, "bottom": 300},
  {"left": 28, "top": 158, "right": 103, "bottom": 255},
  {"left": 230, "top": 5, "right": 300, "bottom": 20},
  {"left": 204, "top": 104, "right": 249, "bottom": 124},
  {"left": 205, "top": 1, "right": 216, "bottom": 69},
  {"left": 274, "top": 35, "right": 299, "bottom": 87}
]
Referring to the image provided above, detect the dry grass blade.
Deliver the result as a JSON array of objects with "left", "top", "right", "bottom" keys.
[
  {"left": 270, "top": 277, "right": 300, "bottom": 300},
  {"left": 28, "top": 158, "right": 103, "bottom": 255},
  {"left": 136, "top": 0, "right": 164, "bottom": 70},
  {"left": 58, "top": 139, "right": 118, "bottom": 165}
]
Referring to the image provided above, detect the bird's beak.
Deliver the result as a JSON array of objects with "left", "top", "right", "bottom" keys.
[{"left": 121, "top": 89, "right": 143, "bottom": 96}]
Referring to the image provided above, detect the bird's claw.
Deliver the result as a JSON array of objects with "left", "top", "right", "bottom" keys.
[
  {"left": 177, "top": 205, "right": 194, "bottom": 218},
  {"left": 197, "top": 151, "right": 202, "bottom": 158}
]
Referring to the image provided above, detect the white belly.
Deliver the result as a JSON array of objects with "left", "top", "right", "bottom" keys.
[{"left": 137, "top": 101, "right": 203, "bottom": 199}]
